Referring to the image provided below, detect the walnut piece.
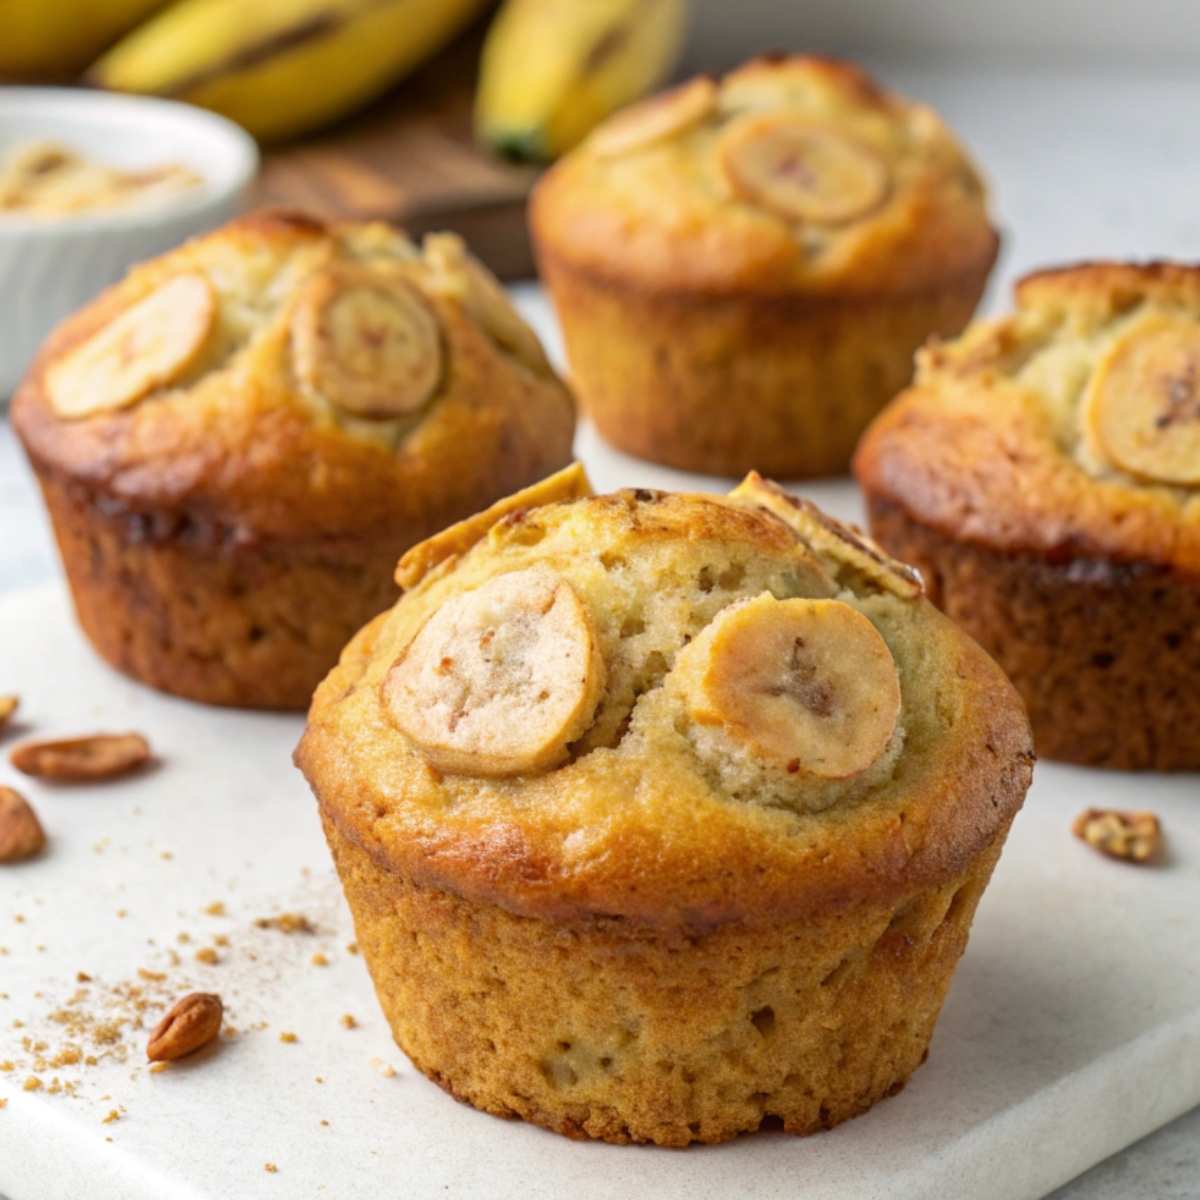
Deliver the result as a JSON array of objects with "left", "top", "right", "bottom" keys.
[
  {"left": 0, "top": 786, "right": 46, "bottom": 863},
  {"left": 146, "top": 993, "right": 223, "bottom": 1062},
  {"left": 1072, "top": 808, "right": 1162, "bottom": 864},
  {"left": 10, "top": 732, "right": 151, "bottom": 781}
]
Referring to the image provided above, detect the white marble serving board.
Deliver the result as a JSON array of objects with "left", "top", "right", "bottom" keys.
[
  {"left": 4, "top": 57, "right": 1200, "bottom": 1198},
  {"left": 1, "top": 500, "right": 1198, "bottom": 1200}
]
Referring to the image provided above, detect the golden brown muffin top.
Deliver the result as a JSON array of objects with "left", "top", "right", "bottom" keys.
[
  {"left": 855, "top": 261, "right": 1200, "bottom": 576},
  {"left": 530, "top": 55, "right": 996, "bottom": 297},
  {"left": 13, "top": 210, "right": 574, "bottom": 542},
  {"left": 297, "top": 468, "right": 1032, "bottom": 930}
]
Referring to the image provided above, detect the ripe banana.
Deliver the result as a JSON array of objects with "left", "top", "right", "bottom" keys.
[
  {"left": 475, "top": 0, "right": 688, "bottom": 162},
  {"left": 0, "top": 0, "right": 167, "bottom": 78},
  {"left": 88, "top": 0, "right": 491, "bottom": 143}
]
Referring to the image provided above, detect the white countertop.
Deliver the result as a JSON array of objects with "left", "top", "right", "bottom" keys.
[{"left": 3, "top": 59, "right": 1200, "bottom": 1199}]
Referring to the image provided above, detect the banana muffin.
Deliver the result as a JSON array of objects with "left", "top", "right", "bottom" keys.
[
  {"left": 12, "top": 210, "right": 575, "bottom": 710},
  {"left": 530, "top": 54, "right": 998, "bottom": 478},
  {"left": 296, "top": 465, "right": 1033, "bottom": 1146},
  {"left": 856, "top": 261, "right": 1200, "bottom": 769}
]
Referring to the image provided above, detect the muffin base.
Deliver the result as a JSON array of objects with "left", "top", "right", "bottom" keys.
[
  {"left": 539, "top": 258, "right": 992, "bottom": 479},
  {"left": 323, "top": 808, "right": 1008, "bottom": 1147},
  {"left": 867, "top": 498, "right": 1200, "bottom": 770},
  {"left": 37, "top": 469, "right": 403, "bottom": 711}
]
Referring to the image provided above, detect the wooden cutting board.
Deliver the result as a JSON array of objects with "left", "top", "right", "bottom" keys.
[{"left": 252, "top": 29, "right": 541, "bottom": 280}]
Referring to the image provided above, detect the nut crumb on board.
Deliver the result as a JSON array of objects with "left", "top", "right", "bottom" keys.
[
  {"left": 9, "top": 732, "right": 151, "bottom": 782},
  {"left": 146, "top": 993, "right": 223, "bottom": 1063},
  {"left": 0, "top": 695, "right": 19, "bottom": 733},
  {"left": 0, "top": 786, "right": 46, "bottom": 863},
  {"left": 194, "top": 947, "right": 219, "bottom": 966},
  {"left": 1072, "top": 808, "right": 1163, "bottom": 863},
  {"left": 254, "top": 913, "right": 316, "bottom": 935},
  {"left": 279, "top": 1031, "right": 298, "bottom": 1045}
]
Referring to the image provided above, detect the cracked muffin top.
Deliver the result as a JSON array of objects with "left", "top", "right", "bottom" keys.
[
  {"left": 530, "top": 55, "right": 997, "bottom": 297},
  {"left": 297, "top": 467, "right": 1031, "bottom": 929},
  {"left": 13, "top": 210, "right": 574, "bottom": 543},
  {"left": 855, "top": 262, "right": 1200, "bottom": 575}
]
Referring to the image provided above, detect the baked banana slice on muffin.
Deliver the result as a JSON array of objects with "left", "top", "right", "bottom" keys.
[
  {"left": 530, "top": 54, "right": 998, "bottom": 478},
  {"left": 12, "top": 211, "right": 575, "bottom": 710},
  {"left": 296, "top": 465, "right": 1033, "bottom": 1146},
  {"left": 856, "top": 261, "right": 1200, "bottom": 769}
]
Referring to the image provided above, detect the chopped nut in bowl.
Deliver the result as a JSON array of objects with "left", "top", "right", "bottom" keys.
[{"left": 0, "top": 87, "right": 257, "bottom": 397}]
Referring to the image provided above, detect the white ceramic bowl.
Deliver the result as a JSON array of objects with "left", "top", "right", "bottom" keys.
[{"left": 0, "top": 87, "right": 258, "bottom": 397}]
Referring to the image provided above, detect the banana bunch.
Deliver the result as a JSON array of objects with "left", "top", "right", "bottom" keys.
[
  {"left": 88, "top": 0, "right": 491, "bottom": 142},
  {"left": 475, "top": 0, "right": 688, "bottom": 162},
  {"left": 0, "top": 0, "right": 167, "bottom": 78}
]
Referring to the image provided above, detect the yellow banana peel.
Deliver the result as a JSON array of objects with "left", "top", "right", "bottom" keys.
[
  {"left": 476, "top": 0, "right": 688, "bottom": 162},
  {"left": 0, "top": 0, "right": 167, "bottom": 78},
  {"left": 89, "top": 0, "right": 491, "bottom": 143}
]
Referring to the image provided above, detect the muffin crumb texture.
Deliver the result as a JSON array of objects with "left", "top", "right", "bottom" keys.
[
  {"left": 856, "top": 261, "right": 1200, "bottom": 768},
  {"left": 298, "top": 471, "right": 1032, "bottom": 1145},
  {"left": 12, "top": 210, "right": 574, "bottom": 709},
  {"left": 532, "top": 55, "right": 997, "bottom": 477}
]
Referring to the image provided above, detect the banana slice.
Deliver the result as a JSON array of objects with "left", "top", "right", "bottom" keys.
[
  {"left": 291, "top": 266, "right": 442, "bottom": 418},
  {"left": 46, "top": 273, "right": 215, "bottom": 419},
  {"left": 590, "top": 76, "right": 718, "bottom": 158},
  {"left": 383, "top": 566, "right": 605, "bottom": 777},
  {"left": 688, "top": 594, "right": 901, "bottom": 779},
  {"left": 1084, "top": 312, "right": 1200, "bottom": 485},
  {"left": 728, "top": 472, "right": 922, "bottom": 598},
  {"left": 422, "top": 232, "right": 548, "bottom": 371},
  {"left": 718, "top": 115, "right": 890, "bottom": 224},
  {"left": 395, "top": 462, "right": 592, "bottom": 590}
]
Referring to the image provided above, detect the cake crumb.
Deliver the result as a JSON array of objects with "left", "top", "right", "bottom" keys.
[
  {"left": 255, "top": 913, "right": 316, "bottom": 935},
  {"left": 203, "top": 902, "right": 226, "bottom": 917},
  {"left": 264, "top": 1162, "right": 278, "bottom": 1174},
  {"left": 340, "top": 1014, "right": 357, "bottom": 1030},
  {"left": 311, "top": 953, "right": 329, "bottom": 967},
  {"left": 102, "top": 1109, "right": 120, "bottom": 1124},
  {"left": 138, "top": 968, "right": 166, "bottom": 982},
  {"left": 75, "top": 972, "right": 92, "bottom": 983},
  {"left": 346, "top": 942, "right": 359, "bottom": 956},
  {"left": 194, "top": 947, "right": 219, "bottom": 966},
  {"left": 279, "top": 1032, "right": 298, "bottom": 1045},
  {"left": 23, "top": 1076, "right": 42, "bottom": 1092},
  {"left": 371, "top": 1058, "right": 397, "bottom": 1078}
]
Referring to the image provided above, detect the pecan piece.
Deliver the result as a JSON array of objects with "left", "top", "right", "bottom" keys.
[
  {"left": 147, "top": 993, "right": 223, "bottom": 1062},
  {"left": 1072, "top": 808, "right": 1162, "bottom": 863},
  {"left": 10, "top": 732, "right": 151, "bottom": 782},
  {"left": 0, "top": 786, "right": 46, "bottom": 863},
  {"left": 0, "top": 695, "right": 18, "bottom": 734}
]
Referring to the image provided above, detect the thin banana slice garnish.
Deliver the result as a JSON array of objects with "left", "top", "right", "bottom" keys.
[
  {"left": 291, "top": 266, "right": 442, "bottom": 419},
  {"left": 728, "top": 473, "right": 922, "bottom": 598},
  {"left": 383, "top": 565, "right": 606, "bottom": 777},
  {"left": 423, "top": 232, "right": 548, "bottom": 370},
  {"left": 395, "top": 462, "right": 592, "bottom": 589},
  {"left": 718, "top": 115, "right": 890, "bottom": 225},
  {"left": 1084, "top": 312, "right": 1200, "bottom": 486},
  {"left": 590, "top": 76, "right": 718, "bottom": 158},
  {"left": 687, "top": 594, "right": 901, "bottom": 779},
  {"left": 47, "top": 273, "right": 215, "bottom": 419}
]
